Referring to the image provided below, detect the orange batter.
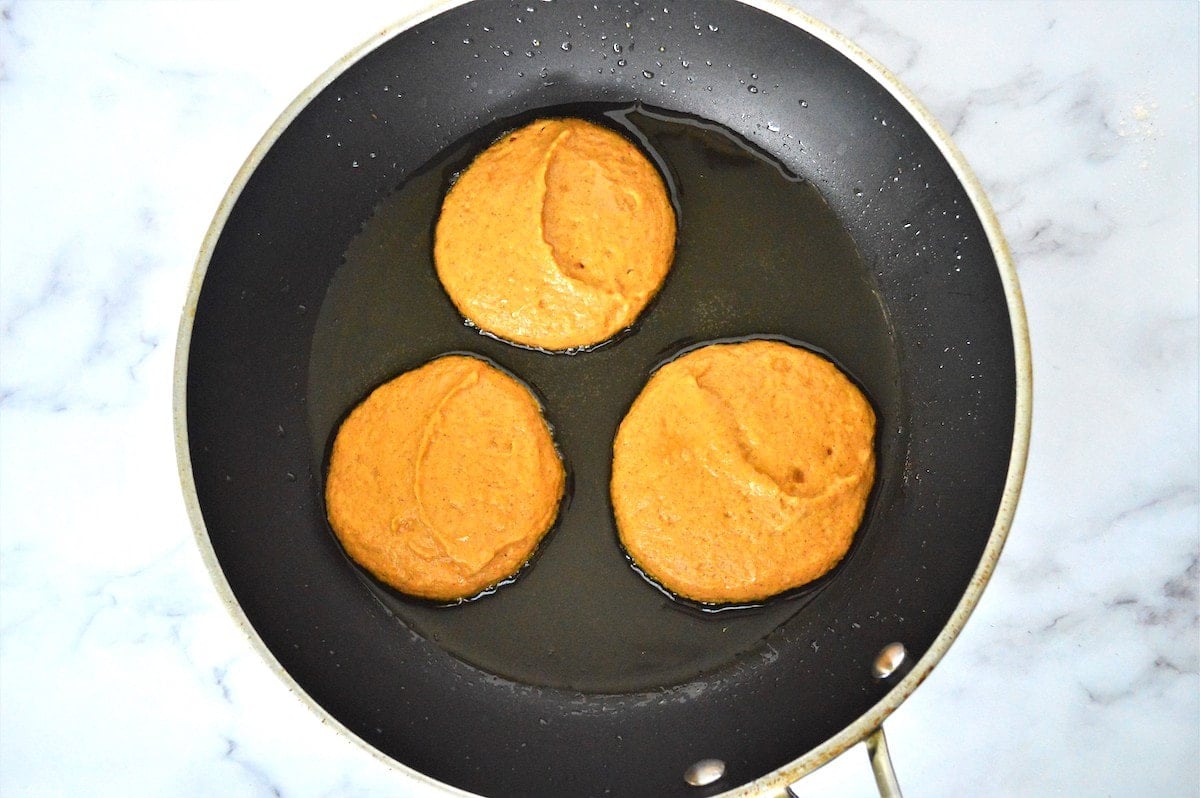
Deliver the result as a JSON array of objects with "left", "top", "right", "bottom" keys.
[
  {"left": 325, "top": 355, "right": 565, "bottom": 601},
  {"left": 611, "top": 340, "right": 876, "bottom": 604},
  {"left": 433, "top": 118, "right": 676, "bottom": 351}
]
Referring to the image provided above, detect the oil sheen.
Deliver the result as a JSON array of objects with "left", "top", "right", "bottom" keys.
[{"left": 307, "top": 105, "right": 900, "bottom": 694}]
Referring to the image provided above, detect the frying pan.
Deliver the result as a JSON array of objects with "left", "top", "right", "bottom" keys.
[{"left": 175, "top": 1, "right": 1031, "bottom": 795}]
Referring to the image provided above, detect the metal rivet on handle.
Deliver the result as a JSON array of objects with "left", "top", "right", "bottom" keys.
[
  {"left": 684, "top": 758, "right": 726, "bottom": 787},
  {"left": 872, "top": 642, "right": 907, "bottom": 679}
]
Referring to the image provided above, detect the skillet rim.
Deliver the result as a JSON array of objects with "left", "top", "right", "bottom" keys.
[{"left": 171, "top": 1, "right": 1033, "bottom": 795}]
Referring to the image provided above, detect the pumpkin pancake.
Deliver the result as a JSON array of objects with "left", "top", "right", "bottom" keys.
[
  {"left": 433, "top": 118, "right": 676, "bottom": 351},
  {"left": 325, "top": 355, "right": 565, "bottom": 601},
  {"left": 611, "top": 340, "right": 876, "bottom": 604}
]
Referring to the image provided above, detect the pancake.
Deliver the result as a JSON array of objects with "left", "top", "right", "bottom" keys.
[
  {"left": 611, "top": 340, "right": 876, "bottom": 604},
  {"left": 325, "top": 355, "right": 565, "bottom": 601},
  {"left": 433, "top": 118, "right": 676, "bottom": 351}
]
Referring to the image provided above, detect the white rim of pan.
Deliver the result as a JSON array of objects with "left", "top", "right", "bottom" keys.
[{"left": 172, "top": 2, "right": 1033, "bottom": 796}]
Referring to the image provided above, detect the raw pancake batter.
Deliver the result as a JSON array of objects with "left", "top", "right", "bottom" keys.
[
  {"left": 325, "top": 355, "right": 565, "bottom": 601},
  {"left": 434, "top": 118, "right": 676, "bottom": 350},
  {"left": 611, "top": 340, "right": 876, "bottom": 604}
]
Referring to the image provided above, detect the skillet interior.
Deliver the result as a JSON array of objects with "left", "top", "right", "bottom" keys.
[{"left": 184, "top": 1, "right": 1017, "bottom": 795}]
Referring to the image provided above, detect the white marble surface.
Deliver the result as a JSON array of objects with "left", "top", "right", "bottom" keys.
[{"left": 1, "top": 1, "right": 1196, "bottom": 796}]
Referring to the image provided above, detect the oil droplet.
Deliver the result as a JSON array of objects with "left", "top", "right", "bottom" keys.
[
  {"left": 561, "top": 41, "right": 572, "bottom": 51},
  {"left": 747, "top": 85, "right": 758, "bottom": 94},
  {"left": 643, "top": 70, "right": 654, "bottom": 79},
  {"left": 617, "top": 58, "right": 627, "bottom": 67},
  {"left": 502, "top": 48, "right": 512, "bottom": 56},
  {"left": 613, "top": 42, "right": 623, "bottom": 53},
  {"left": 799, "top": 99, "right": 809, "bottom": 108}
]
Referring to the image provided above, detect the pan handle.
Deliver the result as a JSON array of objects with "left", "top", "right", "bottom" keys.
[
  {"left": 866, "top": 726, "right": 903, "bottom": 798},
  {"left": 784, "top": 725, "right": 903, "bottom": 798}
]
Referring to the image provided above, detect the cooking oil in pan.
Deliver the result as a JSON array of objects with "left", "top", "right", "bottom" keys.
[{"left": 307, "top": 104, "right": 900, "bottom": 694}]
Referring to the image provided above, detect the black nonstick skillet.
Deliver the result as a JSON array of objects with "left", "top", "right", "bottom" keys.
[{"left": 176, "top": 2, "right": 1031, "bottom": 795}]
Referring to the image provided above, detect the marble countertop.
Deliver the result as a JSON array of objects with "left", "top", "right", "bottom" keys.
[{"left": 1, "top": 1, "right": 1196, "bottom": 796}]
